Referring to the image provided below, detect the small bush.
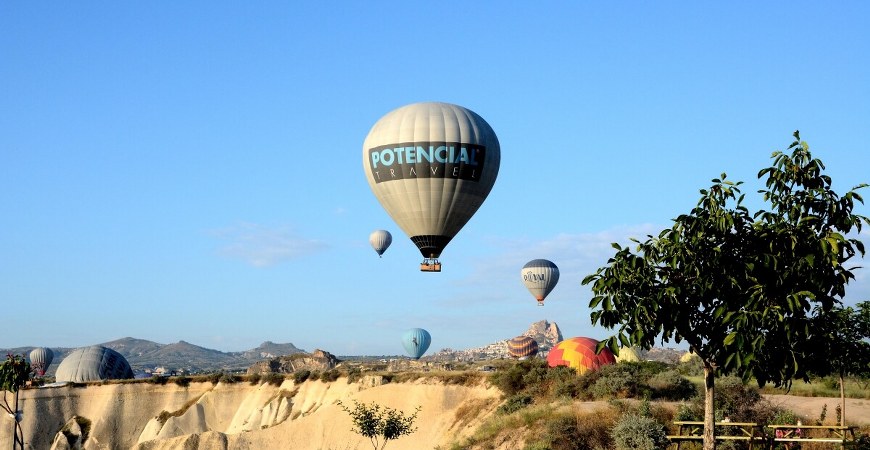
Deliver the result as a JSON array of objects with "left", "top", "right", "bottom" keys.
[
  {"left": 497, "top": 394, "right": 533, "bottom": 415},
  {"left": 263, "top": 372, "right": 285, "bottom": 386},
  {"left": 611, "top": 413, "right": 669, "bottom": 450},
  {"left": 321, "top": 369, "right": 341, "bottom": 382},
  {"left": 173, "top": 376, "right": 191, "bottom": 387},
  {"left": 149, "top": 375, "right": 168, "bottom": 385},
  {"left": 219, "top": 373, "right": 237, "bottom": 384},
  {"left": 248, "top": 373, "right": 262, "bottom": 385},
  {"left": 293, "top": 370, "right": 311, "bottom": 384},
  {"left": 647, "top": 370, "right": 696, "bottom": 400},
  {"left": 589, "top": 369, "right": 637, "bottom": 399},
  {"left": 208, "top": 373, "right": 222, "bottom": 384},
  {"left": 347, "top": 368, "right": 362, "bottom": 384}
]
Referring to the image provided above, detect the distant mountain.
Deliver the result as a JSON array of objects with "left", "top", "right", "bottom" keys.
[{"left": 0, "top": 339, "right": 306, "bottom": 375}]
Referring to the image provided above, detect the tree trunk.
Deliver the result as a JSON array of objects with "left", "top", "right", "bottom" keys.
[
  {"left": 840, "top": 371, "right": 846, "bottom": 427},
  {"left": 703, "top": 364, "right": 716, "bottom": 450}
]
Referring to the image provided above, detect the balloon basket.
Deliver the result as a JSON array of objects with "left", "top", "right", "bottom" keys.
[{"left": 420, "top": 259, "right": 442, "bottom": 272}]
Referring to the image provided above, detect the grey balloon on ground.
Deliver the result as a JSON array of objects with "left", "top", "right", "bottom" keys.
[
  {"left": 362, "top": 102, "right": 500, "bottom": 269},
  {"left": 55, "top": 345, "right": 134, "bottom": 383}
]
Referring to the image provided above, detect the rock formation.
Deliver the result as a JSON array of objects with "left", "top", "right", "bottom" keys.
[{"left": 246, "top": 349, "right": 340, "bottom": 375}]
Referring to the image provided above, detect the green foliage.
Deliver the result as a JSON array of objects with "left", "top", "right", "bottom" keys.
[
  {"left": 219, "top": 372, "right": 237, "bottom": 384},
  {"left": 497, "top": 394, "right": 533, "bottom": 415},
  {"left": 248, "top": 373, "right": 262, "bottom": 385},
  {"left": 149, "top": 374, "right": 168, "bottom": 385},
  {"left": 347, "top": 368, "right": 363, "bottom": 384},
  {"left": 0, "top": 354, "right": 31, "bottom": 394},
  {"left": 611, "top": 413, "right": 670, "bottom": 450},
  {"left": 173, "top": 376, "right": 191, "bottom": 387},
  {"left": 647, "top": 370, "right": 697, "bottom": 400},
  {"left": 489, "top": 359, "right": 550, "bottom": 396},
  {"left": 338, "top": 400, "right": 420, "bottom": 450},
  {"left": 321, "top": 369, "right": 341, "bottom": 382},
  {"left": 263, "top": 372, "right": 285, "bottom": 386},
  {"left": 293, "top": 370, "right": 311, "bottom": 383}
]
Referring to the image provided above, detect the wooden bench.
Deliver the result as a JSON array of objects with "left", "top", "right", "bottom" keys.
[
  {"left": 669, "top": 421, "right": 765, "bottom": 449},
  {"left": 768, "top": 424, "right": 857, "bottom": 449}
]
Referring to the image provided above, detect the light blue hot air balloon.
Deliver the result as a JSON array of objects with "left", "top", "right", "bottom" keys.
[
  {"left": 401, "top": 328, "right": 431, "bottom": 360},
  {"left": 369, "top": 230, "right": 392, "bottom": 257}
]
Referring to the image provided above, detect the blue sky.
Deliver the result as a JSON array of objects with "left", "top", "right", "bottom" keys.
[{"left": 3, "top": 2, "right": 869, "bottom": 355}]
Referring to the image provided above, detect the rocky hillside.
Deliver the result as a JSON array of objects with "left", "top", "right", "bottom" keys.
[
  {"left": 247, "top": 349, "right": 340, "bottom": 374},
  {"left": 429, "top": 319, "right": 563, "bottom": 361}
]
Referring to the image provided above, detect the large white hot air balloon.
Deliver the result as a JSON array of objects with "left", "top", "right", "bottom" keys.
[
  {"left": 362, "top": 102, "right": 500, "bottom": 272},
  {"left": 369, "top": 229, "right": 392, "bottom": 257},
  {"left": 521, "top": 259, "right": 560, "bottom": 306}
]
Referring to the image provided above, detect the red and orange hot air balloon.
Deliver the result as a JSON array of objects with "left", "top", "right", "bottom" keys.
[{"left": 546, "top": 337, "right": 616, "bottom": 374}]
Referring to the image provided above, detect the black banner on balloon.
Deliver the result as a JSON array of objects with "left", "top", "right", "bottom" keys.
[{"left": 367, "top": 142, "right": 486, "bottom": 184}]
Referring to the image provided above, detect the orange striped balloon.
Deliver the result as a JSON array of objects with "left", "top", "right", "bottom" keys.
[{"left": 546, "top": 337, "right": 616, "bottom": 374}]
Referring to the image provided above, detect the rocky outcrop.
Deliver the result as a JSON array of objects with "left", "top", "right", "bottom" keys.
[
  {"left": 246, "top": 349, "right": 340, "bottom": 375},
  {"left": 521, "top": 320, "right": 563, "bottom": 352}
]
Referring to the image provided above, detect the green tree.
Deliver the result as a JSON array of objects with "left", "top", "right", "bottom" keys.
[
  {"left": 1, "top": 354, "right": 31, "bottom": 450},
  {"left": 583, "top": 132, "right": 868, "bottom": 450},
  {"left": 337, "top": 400, "right": 420, "bottom": 450},
  {"left": 806, "top": 301, "right": 870, "bottom": 426}
]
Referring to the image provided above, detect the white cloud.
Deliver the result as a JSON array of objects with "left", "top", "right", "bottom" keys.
[{"left": 210, "top": 222, "right": 328, "bottom": 267}]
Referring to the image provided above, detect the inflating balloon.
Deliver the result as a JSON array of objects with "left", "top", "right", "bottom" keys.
[
  {"left": 363, "top": 102, "right": 500, "bottom": 272},
  {"left": 55, "top": 345, "right": 134, "bottom": 383},
  {"left": 29, "top": 347, "right": 54, "bottom": 377},
  {"left": 507, "top": 336, "right": 539, "bottom": 360},
  {"left": 547, "top": 337, "right": 615, "bottom": 374},
  {"left": 521, "top": 259, "right": 560, "bottom": 306}
]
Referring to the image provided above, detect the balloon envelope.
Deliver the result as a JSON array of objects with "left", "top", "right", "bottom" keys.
[
  {"left": 615, "top": 346, "right": 641, "bottom": 363},
  {"left": 29, "top": 347, "right": 54, "bottom": 376},
  {"left": 547, "top": 337, "right": 616, "bottom": 374},
  {"left": 362, "top": 102, "right": 500, "bottom": 261},
  {"left": 507, "top": 336, "right": 539, "bottom": 359},
  {"left": 401, "top": 328, "right": 432, "bottom": 359},
  {"left": 55, "top": 346, "right": 134, "bottom": 383},
  {"left": 521, "top": 259, "right": 560, "bottom": 305},
  {"left": 369, "top": 230, "right": 392, "bottom": 256}
]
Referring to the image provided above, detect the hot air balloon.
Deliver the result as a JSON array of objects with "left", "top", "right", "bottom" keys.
[
  {"left": 401, "top": 328, "right": 431, "bottom": 360},
  {"left": 29, "top": 347, "right": 54, "bottom": 377},
  {"left": 362, "top": 102, "right": 501, "bottom": 272},
  {"left": 369, "top": 230, "right": 392, "bottom": 257},
  {"left": 55, "top": 346, "right": 134, "bottom": 383},
  {"left": 547, "top": 337, "right": 616, "bottom": 375},
  {"left": 507, "top": 336, "right": 539, "bottom": 360},
  {"left": 521, "top": 259, "right": 560, "bottom": 306},
  {"left": 614, "top": 346, "right": 641, "bottom": 363}
]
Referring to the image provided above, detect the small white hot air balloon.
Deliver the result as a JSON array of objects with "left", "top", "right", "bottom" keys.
[
  {"left": 362, "top": 102, "right": 501, "bottom": 272},
  {"left": 521, "top": 259, "right": 560, "bottom": 306},
  {"left": 369, "top": 230, "right": 392, "bottom": 257},
  {"left": 29, "top": 347, "right": 54, "bottom": 377}
]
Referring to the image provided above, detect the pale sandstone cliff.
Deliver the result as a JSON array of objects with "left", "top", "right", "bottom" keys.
[{"left": 2, "top": 377, "right": 500, "bottom": 450}]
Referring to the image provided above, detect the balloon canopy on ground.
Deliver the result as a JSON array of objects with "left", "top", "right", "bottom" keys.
[
  {"left": 547, "top": 337, "right": 616, "bottom": 374},
  {"left": 614, "top": 346, "right": 641, "bottom": 363},
  {"left": 55, "top": 345, "right": 135, "bottom": 383},
  {"left": 362, "top": 102, "right": 501, "bottom": 271},
  {"left": 507, "top": 336, "right": 539, "bottom": 359},
  {"left": 521, "top": 259, "right": 560, "bottom": 306},
  {"left": 401, "top": 328, "right": 432, "bottom": 360}
]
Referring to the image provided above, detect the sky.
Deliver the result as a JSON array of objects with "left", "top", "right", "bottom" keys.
[{"left": 2, "top": 2, "right": 869, "bottom": 356}]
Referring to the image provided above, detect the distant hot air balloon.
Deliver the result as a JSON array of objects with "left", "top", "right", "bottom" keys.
[
  {"left": 547, "top": 337, "right": 616, "bottom": 375},
  {"left": 369, "top": 230, "right": 392, "bottom": 257},
  {"left": 401, "top": 328, "right": 432, "bottom": 360},
  {"left": 55, "top": 346, "right": 134, "bottom": 383},
  {"left": 29, "top": 347, "right": 54, "bottom": 377},
  {"left": 521, "top": 259, "right": 560, "bottom": 306},
  {"left": 507, "top": 336, "right": 539, "bottom": 360},
  {"left": 363, "top": 102, "right": 501, "bottom": 272}
]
